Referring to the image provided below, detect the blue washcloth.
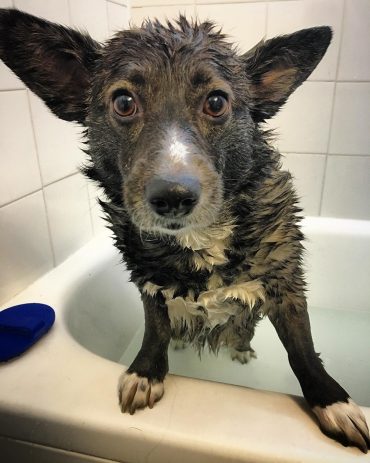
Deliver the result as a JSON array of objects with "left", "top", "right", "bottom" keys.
[{"left": 0, "top": 303, "right": 55, "bottom": 362}]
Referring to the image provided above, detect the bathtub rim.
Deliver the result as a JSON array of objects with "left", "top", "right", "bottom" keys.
[{"left": 1, "top": 218, "right": 370, "bottom": 463}]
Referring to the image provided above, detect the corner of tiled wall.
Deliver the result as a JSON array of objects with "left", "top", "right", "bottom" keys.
[
  {"left": 0, "top": 0, "right": 129, "bottom": 304},
  {"left": 1, "top": 0, "right": 369, "bottom": 304}
]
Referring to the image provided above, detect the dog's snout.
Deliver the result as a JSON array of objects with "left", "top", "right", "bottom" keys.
[{"left": 146, "top": 175, "right": 201, "bottom": 218}]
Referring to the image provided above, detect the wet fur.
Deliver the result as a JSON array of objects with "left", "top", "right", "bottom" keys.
[{"left": 1, "top": 9, "right": 369, "bottom": 453}]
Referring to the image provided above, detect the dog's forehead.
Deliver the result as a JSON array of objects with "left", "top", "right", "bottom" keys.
[{"left": 99, "top": 19, "right": 241, "bottom": 90}]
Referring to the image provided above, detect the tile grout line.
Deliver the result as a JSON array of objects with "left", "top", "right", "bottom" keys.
[
  {"left": 67, "top": 0, "right": 73, "bottom": 26},
  {"left": 264, "top": 1, "right": 269, "bottom": 37},
  {"left": 318, "top": 0, "right": 346, "bottom": 217},
  {"left": 0, "top": 188, "right": 43, "bottom": 209},
  {"left": 107, "top": 0, "right": 129, "bottom": 6},
  {"left": 25, "top": 90, "right": 57, "bottom": 268}
]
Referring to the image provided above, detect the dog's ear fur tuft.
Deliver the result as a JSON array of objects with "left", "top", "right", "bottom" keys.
[
  {"left": 243, "top": 26, "right": 332, "bottom": 122},
  {"left": 0, "top": 8, "right": 101, "bottom": 123}
]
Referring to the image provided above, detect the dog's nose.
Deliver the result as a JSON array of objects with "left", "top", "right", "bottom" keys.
[{"left": 146, "top": 175, "right": 201, "bottom": 217}]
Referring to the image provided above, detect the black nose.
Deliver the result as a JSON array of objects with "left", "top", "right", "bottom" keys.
[{"left": 146, "top": 175, "right": 201, "bottom": 218}]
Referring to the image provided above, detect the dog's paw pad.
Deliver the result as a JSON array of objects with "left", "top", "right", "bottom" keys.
[
  {"left": 118, "top": 372, "right": 164, "bottom": 414},
  {"left": 313, "top": 399, "right": 370, "bottom": 453},
  {"left": 170, "top": 339, "right": 188, "bottom": 350},
  {"left": 229, "top": 347, "right": 257, "bottom": 364}
]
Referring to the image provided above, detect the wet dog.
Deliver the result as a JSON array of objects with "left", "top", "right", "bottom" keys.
[{"left": 1, "top": 8, "right": 369, "bottom": 453}]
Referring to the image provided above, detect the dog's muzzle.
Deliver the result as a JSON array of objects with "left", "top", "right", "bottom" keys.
[{"left": 145, "top": 174, "right": 201, "bottom": 218}]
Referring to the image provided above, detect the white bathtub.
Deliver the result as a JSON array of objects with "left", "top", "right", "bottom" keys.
[{"left": 1, "top": 217, "right": 369, "bottom": 463}]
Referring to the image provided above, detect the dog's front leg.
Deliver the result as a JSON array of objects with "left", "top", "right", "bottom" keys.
[
  {"left": 118, "top": 293, "right": 171, "bottom": 414},
  {"left": 268, "top": 301, "right": 370, "bottom": 453}
]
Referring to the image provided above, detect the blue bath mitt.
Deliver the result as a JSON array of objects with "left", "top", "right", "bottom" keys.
[{"left": 0, "top": 303, "right": 55, "bottom": 362}]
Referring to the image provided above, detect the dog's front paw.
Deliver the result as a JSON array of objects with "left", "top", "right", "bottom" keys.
[
  {"left": 118, "top": 371, "right": 164, "bottom": 414},
  {"left": 313, "top": 399, "right": 370, "bottom": 453},
  {"left": 229, "top": 347, "right": 257, "bottom": 364}
]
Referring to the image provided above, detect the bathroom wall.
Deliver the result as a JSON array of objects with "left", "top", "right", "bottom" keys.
[
  {"left": 1, "top": 0, "right": 369, "bottom": 304},
  {"left": 0, "top": 0, "right": 129, "bottom": 304}
]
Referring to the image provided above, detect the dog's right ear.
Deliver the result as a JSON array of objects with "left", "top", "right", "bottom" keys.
[{"left": 0, "top": 9, "right": 101, "bottom": 123}]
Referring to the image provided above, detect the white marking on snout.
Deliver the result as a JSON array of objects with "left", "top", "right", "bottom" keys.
[{"left": 164, "top": 129, "right": 190, "bottom": 166}]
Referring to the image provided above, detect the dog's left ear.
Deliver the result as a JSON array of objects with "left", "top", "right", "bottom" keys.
[{"left": 243, "top": 27, "right": 332, "bottom": 122}]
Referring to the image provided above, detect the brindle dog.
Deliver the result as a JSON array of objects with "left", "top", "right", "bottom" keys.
[{"left": 1, "top": 8, "right": 369, "bottom": 453}]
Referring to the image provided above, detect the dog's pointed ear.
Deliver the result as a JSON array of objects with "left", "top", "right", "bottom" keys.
[
  {"left": 0, "top": 8, "right": 101, "bottom": 123},
  {"left": 242, "top": 27, "right": 332, "bottom": 122}
]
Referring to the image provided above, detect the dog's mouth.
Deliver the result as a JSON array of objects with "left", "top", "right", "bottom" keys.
[{"left": 163, "top": 221, "right": 183, "bottom": 231}]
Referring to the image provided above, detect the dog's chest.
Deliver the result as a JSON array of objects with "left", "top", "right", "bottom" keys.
[{"left": 143, "top": 225, "right": 266, "bottom": 329}]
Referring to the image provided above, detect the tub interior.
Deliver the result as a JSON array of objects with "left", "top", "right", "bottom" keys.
[{"left": 65, "top": 251, "right": 370, "bottom": 407}]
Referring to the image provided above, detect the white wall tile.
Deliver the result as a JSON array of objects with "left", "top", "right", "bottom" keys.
[
  {"left": 132, "top": 0, "right": 193, "bottom": 6},
  {"left": 0, "top": 0, "right": 13, "bottom": 7},
  {"left": 282, "top": 153, "right": 326, "bottom": 216},
  {"left": 87, "top": 181, "right": 111, "bottom": 237},
  {"left": 267, "top": 0, "right": 343, "bottom": 81},
  {"left": 0, "top": 62, "right": 24, "bottom": 91},
  {"left": 69, "top": 0, "right": 109, "bottom": 41},
  {"left": 131, "top": 4, "right": 195, "bottom": 26},
  {"left": 196, "top": 2, "right": 266, "bottom": 52},
  {"left": 14, "top": 0, "right": 70, "bottom": 24},
  {"left": 329, "top": 83, "right": 370, "bottom": 156},
  {"left": 109, "top": 0, "right": 128, "bottom": 5},
  {"left": 321, "top": 156, "right": 370, "bottom": 220},
  {"left": 107, "top": 1, "right": 129, "bottom": 35},
  {"left": 44, "top": 174, "right": 93, "bottom": 265},
  {"left": 0, "top": 90, "right": 41, "bottom": 206},
  {"left": 338, "top": 0, "right": 370, "bottom": 81},
  {"left": 28, "top": 93, "right": 84, "bottom": 186},
  {"left": 0, "top": 191, "right": 54, "bottom": 305},
  {"left": 268, "top": 82, "right": 334, "bottom": 153}
]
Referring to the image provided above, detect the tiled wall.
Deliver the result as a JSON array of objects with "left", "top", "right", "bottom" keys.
[
  {"left": 0, "top": 0, "right": 129, "bottom": 304},
  {"left": 131, "top": 0, "right": 370, "bottom": 220},
  {"left": 1, "top": 0, "right": 369, "bottom": 304}
]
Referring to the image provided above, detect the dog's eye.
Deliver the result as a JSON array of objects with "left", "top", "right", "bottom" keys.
[
  {"left": 203, "top": 93, "right": 228, "bottom": 117},
  {"left": 113, "top": 93, "right": 137, "bottom": 117}
]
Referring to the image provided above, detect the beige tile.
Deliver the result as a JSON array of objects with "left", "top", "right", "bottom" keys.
[
  {"left": 131, "top": 4, "right": 195, "bottom": 26},
  {"left": 329, "top": 83, "right": 370, "bottom": 156},
  {"left": 0, "top": 62, "right": 24, "bottom": 91},
  {"left": 0, "top": 192, "right": 54, "bottom": 304},
  {"left": 268, "top": 81, "right": 335, "bottom": 153},
  {"left": 0, "top": 0, "right": 13, "bottom": 7},
  {"left": 107, "top": 2, "right": 129, "bottom": 35},
  {"left": 267, "top": 0, "right": 344, "bottom": 81},
  {"left": 14, "top": 0, "right": 70, "bottom": 24},
  {"left": 196, "top": 2, "right": 266, "bottom": 52},
  {"left": 321, "top": 156, "right": 370, "bottom": 220},
  {"left": 0, "top": 90, "right": 41, "bottom": 206},
  {"left": 132, "top": 0, "right": 193, "bottom": 5},
  {"left": 44, "top": 174, "right": 93, "bottom": 265},
  {"left": 108, "top": 0, "right": 128, "bottom": 5},
  {"left": 87, "top": 181, "right": 111, "bottom": 237},
  {"left": 282, "top": 153, "right": 326, "bottom": 216},
  {"left": 338, "top": 0, "right": 370, "bottom": 81},
  {"left": 28, "top": 93, "right": 84, "bottom": 186},
  {"left": 69, "top": 0, "right": 109, "bottom": 41}
]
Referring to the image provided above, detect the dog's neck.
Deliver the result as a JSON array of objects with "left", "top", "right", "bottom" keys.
[{"left": 174, "top": 221, "right": 235, "bottom": 271}]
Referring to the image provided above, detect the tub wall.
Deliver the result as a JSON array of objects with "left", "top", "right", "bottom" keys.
[{"left": 1, "top": 0, "right": 369, "bottom": 304}]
